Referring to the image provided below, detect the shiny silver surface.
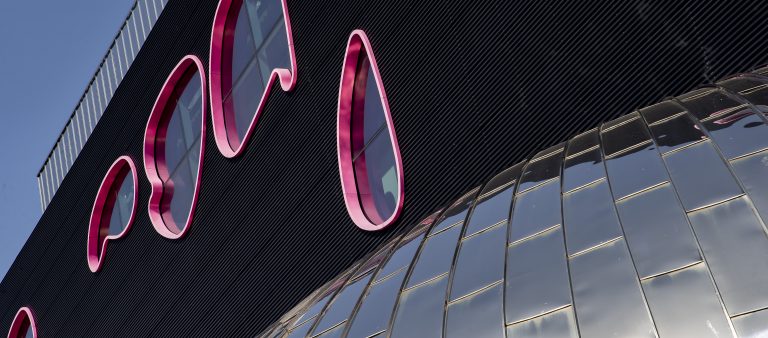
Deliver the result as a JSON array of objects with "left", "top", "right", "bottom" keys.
[{"left": 257, "top": 67, "right": 768, "bottom": 338}]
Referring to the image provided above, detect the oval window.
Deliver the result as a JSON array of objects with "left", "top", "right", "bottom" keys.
[
  {"left": 210, "top": 0, "right": 297, "bottom": 157},
  {"left": 7, "top": 307, "right": 36, "bottom": 338},
  {"left": 144, "top": 55, "right": 207, "bottom": 239},
  {"left": 337, "top": 30, "right": 404, "bottom": 231},
  {"left": 87, "top": 156, "right": 138, "bottom": 272}
]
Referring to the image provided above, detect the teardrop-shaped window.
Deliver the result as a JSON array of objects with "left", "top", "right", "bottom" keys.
[
  {"left": 87, "top": 156, "right": 138, "bottom": 272},
  {"left": 7, "top": 307, "right": 36, "bottom": 338},
  {"left": 144, "top": 55, "right": 207, "bottom": 239},
  {"left": 210, "top": 0, "right": 297, "bottom": 157},
  {"left": 338, "top": 30, "right": 404, "bottom": 231}
]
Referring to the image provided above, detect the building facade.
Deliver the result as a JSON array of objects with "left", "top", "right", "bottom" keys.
[{"left": 4, "top": 0, "right": 768, "bottom": 336}]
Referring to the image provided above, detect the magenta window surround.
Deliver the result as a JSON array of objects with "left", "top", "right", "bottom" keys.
[
  {"left": 87, "top": 155, "right": 138, "bottom": 272},
  {"left": 144, "top": 55, "right": 207, "bottom": 239},
  {"left": 7, "top": 307, "right": 36, "bottom": 338},
  {"left": 337, "top": 30, "right": 404, "bottom": 231},
  {"left": 209, "top": 0, "right": 297, "bottom": 158}
]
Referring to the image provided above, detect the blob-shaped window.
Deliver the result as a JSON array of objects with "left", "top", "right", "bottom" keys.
[
  {"left": 210, "top": 0, "right": 297, "bottom": 157},
  {"left": 144, "top": 55, "right": 207, "bottom": 239},
  {"left": 87, "top": 156, "right": 138, "bottom": 272},
  {"left": 7, "top": 307, "right": 36, "bottom": 338},
  {"left": 338, "top": 30, "right": 404, "bottom": 231}
]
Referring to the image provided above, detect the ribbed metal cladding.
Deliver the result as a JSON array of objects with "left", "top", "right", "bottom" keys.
[{"left": 4, "top": 0, "right": 768, "bottom": 336}]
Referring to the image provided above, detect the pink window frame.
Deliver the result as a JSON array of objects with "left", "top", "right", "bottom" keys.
[
  {"left": 87, "top": 155, "right": 139, "bottom": 272},
  {"left": 144, "top": 55, "right": 207, "bottom": 239},
  {"left": 7, "top": 307, "right": 36, "bottom": 338},
  {"left": 209, "top": 0, "right": 298, "bottom": 158},
  {"left": 337, "top": 29, "right": 404, "bottom": 231}
]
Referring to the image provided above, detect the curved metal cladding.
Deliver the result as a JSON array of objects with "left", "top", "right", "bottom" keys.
[
  {"left": 7, "top": 0, "right": 768, "bottom": 337},
  {"left": 258, "top": 72, "right": 768, "bottom": 337}
]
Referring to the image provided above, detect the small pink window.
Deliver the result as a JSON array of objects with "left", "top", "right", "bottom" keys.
[
  {"left": 87, "top": 156, "right": 138, "bottom": 272},
  {"left": 209, "top": 0, "right": 297, "bottom": 158},
  {"left": 144, "top": 55, "right": 207, "bottom": 239},
  {"left": 7, "top": 307, "right": 36, "bottom": 338},
  {"left": 337, "top": 30, "right": 404, "bottom": 231}
]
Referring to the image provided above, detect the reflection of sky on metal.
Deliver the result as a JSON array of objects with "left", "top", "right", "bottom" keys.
[{"left": 0, "top": 0, "right": 135, "bottom": 280}]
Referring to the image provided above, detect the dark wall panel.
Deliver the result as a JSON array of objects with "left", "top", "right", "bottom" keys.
[{"left": 3, "top": 0, "right": 768, "bottom": 336}]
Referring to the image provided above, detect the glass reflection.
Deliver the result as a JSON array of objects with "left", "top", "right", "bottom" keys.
[
  {"left": 158, "top": 69, "right": 203, "bottom": 234},
  {"left": 99, "top": 166, "right": 134, "bottom": 251},
  {"left": 222, "top": 0, "right": 290, "bottom": 147}
]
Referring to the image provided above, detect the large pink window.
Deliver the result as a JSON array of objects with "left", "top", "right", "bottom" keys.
[
  {"left": 338, "top": 30, "right": 404, "bottom": 231},
  {"left": 144, "top": 55, "right": 206, "bottom": 239},
  {"left": 87, "top": 156, "right": 138, "bottom": 272},
  {"left": 210, "top": 0, "right": 297, "bottom": 157},
  {"left": 7, "top": 307, "right": 36, "bottom": 338}
]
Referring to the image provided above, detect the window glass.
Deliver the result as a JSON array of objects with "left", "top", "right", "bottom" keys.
[
  {"left": 221, "top": 0, "right": 289, "bottom": 147},
  {"left": 351, "top": 51, "right": 398, "bottom": 224},
  {"left": 158, "top": 69, "right": 203, "bottom": 233},
  {"left": 106, "top": 169, "right": 134, "bottom": 237}
]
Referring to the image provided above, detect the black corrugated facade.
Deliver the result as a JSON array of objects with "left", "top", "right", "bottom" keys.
[{"left": 3, "top": 0, "right": 768, "bottom": 336}]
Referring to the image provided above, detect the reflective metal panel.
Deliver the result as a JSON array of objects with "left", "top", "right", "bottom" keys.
[
  {"left": 679, "top": 89, "right": 743, "bottom": 121},
  {"left": 732, "top": 308, "right": 768, "bottom": 338},
  {"left": 509, "top": 180, "right": 561, "bottom": 243},
  {"left": 602, "top": 117, "right": 651, "bottom": 156},
  {"left": 563, "top": 148, "right": 605, "bottom": 193},
  {"left": 464, "top": 188, "right": 513, "bottom": 237},
  {"left": 376, "top": 237, "right": 422, "bottom": 282},
  {"left": 641, "top": 263, "right": 733, "bottom": 337},
  {"left": 445, "top": 284, "right": 504, "bottom": 338},
  {"left": 664, "top": 140, "right": 743, "bottom": 211},
  {"left": 562, "top": 180, "right": 622, "bottom": 256},
  {"left": 406, "top": 224, "right": 462, "bottom": 288},
  {"left": 346, "top": 271, "right": 406, "bottom": 338},
  {"left": 701, "top": 105, "right": 768, "bottom": 160},
  {"left": 570, "top": 239, "right": 657, "bottom": 338},
  {"left": 640, "top": 101, "right": 685, "bottom": 125},
  {"left": 286, "top": 319, "right": 314, "bottom": 338},
  {"left": 450, "top": 223, "right": 506, "bottom": 301},
  {"left": 429, "top": 188, "right": 479, "bottom": 235},
  {"left": 518, "top": 146, "right": 564, "bottom": 192},
  {"left": 315, "top": 323, "right": 345, "bottom": 338},
  {"left": 505, "top": 306, "right": 579, "bottom": 338},
  {"left": 390, "top": 275, "right": 448, "bottom": 338},
  {"left": 566, "top": 129, "right": 599, "bottom": 156},
  {"left": 311, "top": 274, "right": 373, "bottom": 336},
  {"left": 616, "top": 184, "right": 701, "bottom": 278},
  {"left": 731, "top": 150, "right": 768, "bottom": 221},
  {"left": 647, "top": 114, "right": 706, "bottom": 154},
  {"left": 604, "top": 144, "right": 668, "bottom": 200},
  {"left": 688, "top": 196, "right": 768, "bottom": 316},
  {"left": 505, "top": 226, "right": 571, "bottom": 324}
]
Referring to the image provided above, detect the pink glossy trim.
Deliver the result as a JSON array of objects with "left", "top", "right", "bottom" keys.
[
  {"left": 144, "top": 55, "right": 207, "bottom": 239},
  {"left": 7, "top": 307, "right": 36, "bottom": 338},
  {"left": 209, "top": 0, "right": 298, "bottom": 158},
  {"left": 337, "top": 30, "right": 404, "bottom": 231},
  {"left": 87, "top": 156, "right": 138, "bottom": 272}
]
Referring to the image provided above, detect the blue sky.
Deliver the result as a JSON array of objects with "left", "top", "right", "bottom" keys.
[{"left": 0, "top": 1, "right": 134, "bottom": 280}]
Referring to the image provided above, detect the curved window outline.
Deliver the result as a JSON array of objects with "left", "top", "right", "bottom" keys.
[
  {"left": 209, "top": 0, "right": 298, "bottom": 158},
  {"left": 87, "top": 155, "right": 138, "bottom": 272},
  {"left": 144, "top": 55, "right": 207, "bottom": 239},
  {"left": 337, "top": 29, "right": 404, "bottom": 231},
  {"left": 7, "top": 307, "right": 36, "bottom": 338}
]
